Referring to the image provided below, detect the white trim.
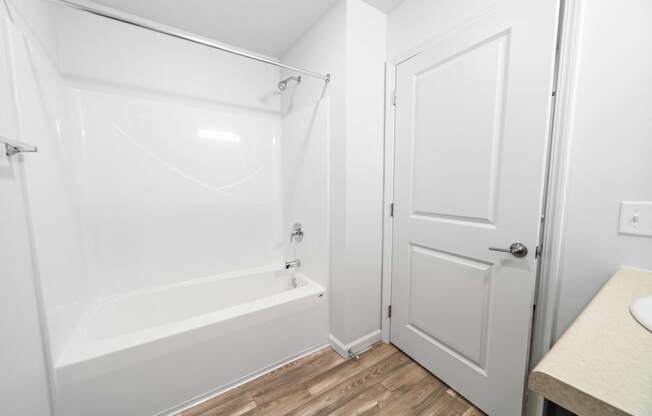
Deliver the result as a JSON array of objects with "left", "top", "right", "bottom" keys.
[
  {"left": 329, "top": 330, "right": 382, "bottom": 358},
  {"left": 380, "top": 61, "right": 396, "bottom": 343},
  {"left": 388, "top": 4, "right": 497, "bottom": 65},
  {"left": 158, "top": 343, "right": 329, "bottom": 416},
  {"left": 526, "top": 1, "right": 584, "bottom": 415}
]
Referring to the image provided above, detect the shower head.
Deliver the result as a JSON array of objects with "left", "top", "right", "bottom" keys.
[{"left": 278, "top": 75, "right": 302, "bottom": 91}]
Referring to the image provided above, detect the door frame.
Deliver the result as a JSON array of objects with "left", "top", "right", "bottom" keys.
[{"left": 379, "top": 1, "right": 583, "bottom": 415}]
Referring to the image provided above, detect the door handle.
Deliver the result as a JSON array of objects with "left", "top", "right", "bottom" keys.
[{"left": 489, "top": 242, "right": 528, "bottom": 258}]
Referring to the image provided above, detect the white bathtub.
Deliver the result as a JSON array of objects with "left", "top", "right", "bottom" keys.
[{"left": 55, "top": 266, "right": 328, "bottom": 416}]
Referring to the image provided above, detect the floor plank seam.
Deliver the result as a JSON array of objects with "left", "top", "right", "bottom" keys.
[{"left": 179, "top": 342, "right": 485, "bottom": 416}]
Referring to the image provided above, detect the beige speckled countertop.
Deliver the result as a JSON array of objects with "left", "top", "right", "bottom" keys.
[{"left": 529, "top": 268, "right": 652, "bottom": 416}]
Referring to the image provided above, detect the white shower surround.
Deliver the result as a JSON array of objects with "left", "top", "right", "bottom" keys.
[
  {"left": 57, "top": 6, "right": 287, "bottom": 298},
  {"left": 67, "top": 86, "right": 284, "bottom": 296},
  {"left": 14, "top": 4, "right": 332, "bottom": 415}
]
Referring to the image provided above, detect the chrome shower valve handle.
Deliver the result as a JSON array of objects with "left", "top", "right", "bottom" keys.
[{"left": 290, "top": 223, "right": 303, "bottom": 243}]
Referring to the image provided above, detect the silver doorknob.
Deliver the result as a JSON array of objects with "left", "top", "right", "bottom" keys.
[{"left": 489, "top": 242, "right": 528, "bottom": 258}]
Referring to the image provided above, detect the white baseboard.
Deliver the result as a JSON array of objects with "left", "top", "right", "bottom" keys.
[
  {"left": 158, "top": 343, "right": 329, "bottom": 416},
  {"left": 329, "top": 330, "right": 382, "bottom": 358}
]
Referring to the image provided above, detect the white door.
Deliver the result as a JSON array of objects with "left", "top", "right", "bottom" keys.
[
  {"left": 390, "top": 1, "right": 558, "bottom": 415},
  {"left": 0, "top": 7, "right": 52, "bottom": 416}
]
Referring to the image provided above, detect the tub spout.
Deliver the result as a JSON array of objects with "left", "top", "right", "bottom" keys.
[{"left": 285, "top": 259, "right": 301, "bottom": 269}]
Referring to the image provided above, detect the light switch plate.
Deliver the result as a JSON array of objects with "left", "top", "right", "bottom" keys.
[{"left": 618, "top": 201, "right": 652, "bottom": 237}]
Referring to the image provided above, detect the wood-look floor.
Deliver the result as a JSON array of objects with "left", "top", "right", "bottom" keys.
[{"left": 180, "top": 342, "right": 485, "bottom": 416}]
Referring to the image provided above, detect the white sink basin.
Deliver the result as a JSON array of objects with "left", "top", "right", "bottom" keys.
[{"left": 630, "top": 295, "right": 652, "bottom": 332}]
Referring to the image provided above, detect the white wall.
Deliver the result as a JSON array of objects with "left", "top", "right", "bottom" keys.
[
  {"left": 55, "top": 7, "right": 285, "bottom": 297},
  {"left": 338, "top": 0, "right": 386, "bottom": 349},
  {"left": 0, "top": 3, "right": 52, "bottom": 415},
  {"left": 5, "top": 0, "right": 59, "bottom": 60},
  {"left": 6, "top": 0, "right": 89, "bottom": 365},
  {"left": 56, "top": 7, "right": 280, "bottom": 113},
  {"left": 552, "top": 0, "right": 652, "bottom": 339},
  {"left": 387, "top": 0, "right": 493, "bottom": 60},
  {"left": 282, "top": 0, "right": 386, "bottom": 354}
]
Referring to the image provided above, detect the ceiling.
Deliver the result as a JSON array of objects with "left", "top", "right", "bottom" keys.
[{"left": 84, "top": 0, "right": 407, "bottom": 57}]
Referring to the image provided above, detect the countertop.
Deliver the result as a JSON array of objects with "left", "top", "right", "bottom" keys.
[{"left": 529, "top": 267, "right": 652, "bottom": 416}]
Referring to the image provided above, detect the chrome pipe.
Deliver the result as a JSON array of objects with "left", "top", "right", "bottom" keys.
[{"left": 50, "top": 0, "right": 331, "bottom": 83}]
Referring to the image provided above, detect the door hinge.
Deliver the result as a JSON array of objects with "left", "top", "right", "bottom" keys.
[
  {"left": 389, "top": 202, "right": 394, "bottom": 217},
  {"left": 392, "top": 90, "right": 396, "bottom": 106},
  {"left": 388, "top": 305, "right": 392, "bottom": 318}
]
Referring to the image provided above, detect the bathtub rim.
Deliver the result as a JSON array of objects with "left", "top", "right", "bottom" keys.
[{"left": 56, "top": 265, "right": 325, "bottom": 369}]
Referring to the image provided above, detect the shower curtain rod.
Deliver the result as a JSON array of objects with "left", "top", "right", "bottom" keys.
[{"left": 50, "top": 0, "right": 331, "bottom": 83}]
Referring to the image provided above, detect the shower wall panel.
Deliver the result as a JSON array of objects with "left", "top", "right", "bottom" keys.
[
  {"left": 69, "top": 89, "right": 283, "bottom": 296},
  {"left": 281, "top": 97, "right": 330, "bottom": 290},
  {"left": 55, "top": 7, "right": 284, "bottom": 297}
]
